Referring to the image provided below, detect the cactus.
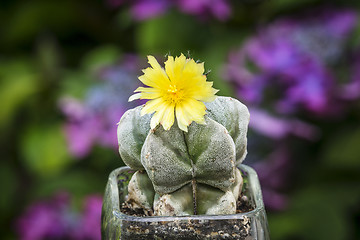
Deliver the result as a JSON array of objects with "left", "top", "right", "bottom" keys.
[{"left": 117, "top": 96, "right": 250, "bottom": 216}]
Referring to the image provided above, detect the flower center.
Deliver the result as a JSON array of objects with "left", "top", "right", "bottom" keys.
[
  {"left": 167, "top": 84, "right": 178, "bottom": 93},
  {"left": 166, "top": 84, "right": 183, "bottom": 103}
]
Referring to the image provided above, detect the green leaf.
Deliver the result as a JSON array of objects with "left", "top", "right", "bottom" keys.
[
  {"left": 2, "top": 1, "right": 78, "bottom": 47},
  {"left": 81, "top": 45, "right": 121, "bottom": 73},
  {"left": 60, "top": 70, "right": 94, "bottom": 99},
  {"left": 21, "top": 124, "right": 71, "bottom": 178},
  {"left": 0, "top": 60, "right": 39, "bottom": 129},
  {"left": 321, "top": 127, "right": 360, "bottom": 169},
  {"left": 59, "top": 45, "right": 121, "bottom": 99},
  {"left": 32, "top": 170, "right": 105, "bottom": 199},
  {"left": 263, "top": 0, "right": 319, "bottom": 13},
  {"left": 135, "top": 12, "right": 208, "bottom": 55},
  {"left": 0, "top": 162, "right": 18, "bottom": 217},
  {"left": 288, "top": 186, "right": 358, "bottom": 240}
]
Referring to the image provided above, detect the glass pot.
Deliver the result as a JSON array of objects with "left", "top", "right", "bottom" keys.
[{"left": 101, "top": 165, "right": 270, "bottom": 240}]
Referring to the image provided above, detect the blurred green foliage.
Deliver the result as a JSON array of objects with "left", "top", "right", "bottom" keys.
[
  {"left": 0, "top": 60, "right": 39, "bottom": 129},
  {"left": 21, "top": 124, "right": 70, "bottom": 177}
]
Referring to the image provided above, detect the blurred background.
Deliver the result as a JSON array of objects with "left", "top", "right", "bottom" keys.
[{"left": 1, "top": 0, "right": 360, "bottom": 239}]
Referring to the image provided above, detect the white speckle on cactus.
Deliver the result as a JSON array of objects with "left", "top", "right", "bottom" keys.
[
  {"left": 205, "top": 96, "right": 250, "bottom": 164},
  {"left": 117, "top": 105, "right": 151, "bottom": 169},
  {"left": 154, "top": 184, "right": 194, "bottom": 216},
  {"left": 204, "top": 190, "right": 236, "bottom": 215},
  {"left": 186, "top": 117, "right": 236, "bottom": 192},
  {"left": 142, "top": 116, "right": 236, "bottom": 195},
  {"left": 127, "top": 171, "right": 155, "bottom": 211},
  {"left": 141, "top": 123, "right": 193, "bottom": 195},
  {"left": 196, "top": 183, "right": 237, "bottom": 215},
  {"left": 231, "top": 168, "right": 243, "bottom": 201}
]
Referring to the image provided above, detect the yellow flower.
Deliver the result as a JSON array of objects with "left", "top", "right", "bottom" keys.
[{"left": 129, "top": 54, "right": 218, "bottom": 132}]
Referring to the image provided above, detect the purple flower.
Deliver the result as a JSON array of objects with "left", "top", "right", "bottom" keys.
[
  {"left": 130, "top": 0, "right": 171, "bottom": 21},
  {"left": 106, "top": 0, "right": 231, "bottom": 21},
  {"left": 224, "top": 9, "right": 359, "bottom": 213},
  {"left": 16, "top": 193, "right": 69, "bottom": 240},
  {"left": 16, "top": 192, "right": 102, "bottom": 240},
  {"left": 60, "top": 55, "right": 142, "bottom": 158},
  {"left": 278, "top": 62, "right": 334, "bottom": 115},
  {"left": 249, "top": 108, "right": 319, "bottom": 140},
  {"left": 324, "top": 9, "right": 358, "bottom": 36},
  {"left": 224, "top": 9, "right": 358, "bottom": 118},
  {"left": 71, "top": 196, "right": 103, "bottom": 240},
  {"left": 177, "top": 0, "right": 231, "bottom": 21},
  {"left": 105, "top": 0, "right": 173, "bottom": 20},
  {"left": 244, "top": 21, "right": 301, "bottom": 72}
]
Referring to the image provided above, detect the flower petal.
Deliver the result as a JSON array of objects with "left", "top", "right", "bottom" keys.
[
  {"left": 134, "top": 87, "right": 159, "bottom": 93},
  {"left": 129, "top": 93, "right": 142, "bottom": 102},
  {"left": 164, "top": 56, "right": 175, "bottom": 81},
  {"left": 182, "top": 98, "right": 207, "bottom": 124},
  {"left": 139, "top": 68, "right": 169, "bottom": 89},
  {"left": 175, "top": 103, "right": 190, "bottom": 132},
  {"left": 183, "top": 58, "right": 204, "bottom": 76},
  {"left": 141, "top": 98, "right": 163, "bottom": 115},
  {"left": 165, "top": 54, "right": 186, "bottom": 85},
  {"left": 161, "top": 104, "right": 175, "bottom": 130},
  {"left": 147, "top": 55, "right": 162, "bottom": 69},
  {"left": 150, "top": 101, "right": 168, "bottom": 129},
  {"left": 134, "top": 87, "right": 162, "bottom": 100}
]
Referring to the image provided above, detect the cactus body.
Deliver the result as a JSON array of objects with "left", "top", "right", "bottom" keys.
[
  {"left": 205, "top": 96, "right": 250, "bottom": 164},
  {"left": 126, "top": 171, "right": 154, "bottom": 212},
  {"left": 117, "top": 106, "right": 151, "bottom": 170},
  {"left": 117, "top": 96, "right": 249, "bottom": 216}
]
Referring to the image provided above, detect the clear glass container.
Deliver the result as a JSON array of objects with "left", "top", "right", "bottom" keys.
[{"left": 101, "top": 165, "right": 270, "bottom": 240}]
